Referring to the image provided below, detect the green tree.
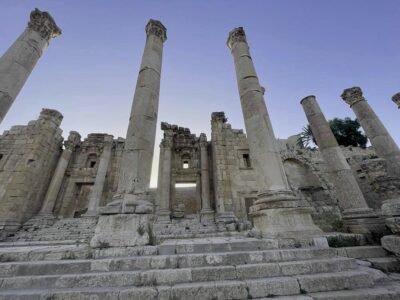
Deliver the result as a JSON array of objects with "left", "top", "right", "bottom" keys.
[{"left": 298, "top": 117, "right": 367, "bottom": 149}]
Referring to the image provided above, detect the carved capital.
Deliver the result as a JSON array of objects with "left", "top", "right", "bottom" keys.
[
  {"left": 28, "top": 8, "right": 61, "bottom": 40},
  {"left": 392, "top": 92, "right": 400, "bottom": 109},
  {"left": 227, "top": 27, "right": 247, "bottom": 49},
  {"left": 146, "top": 19, "right": 167, "bottom": 42},
  {"left": 199, "top": 133, "right": 208, "bottom": 148},
  {"left": 341, "top": 87, "right": 365, "bottom": 107},
  {"left": 39, "top": 108, "right": 63, "bottom": 126},
  {"left": 64, "top": 131, "right": 81, "bottom": 150}
]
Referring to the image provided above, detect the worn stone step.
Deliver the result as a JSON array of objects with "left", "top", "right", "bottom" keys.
[
  {"left": 367, "top": 257, "right": 400, "bottom": 273},
  {"left": 0, "top": 271, "right": 378, "bottom": 300},
  {"left": 0, "top": 248, "right": 336, "bottom": 276},
  {"left": 335, "top": 245, "right": 389, "bottom": 259},
  {"left": 0, "top": 257, "right": 356, "bottom": 290},
  {"left": 158, "top": 237, "right": 278, "bottom": 254},
  {"left": 309, "top": 283, "right": 400, "bottom": 299}
]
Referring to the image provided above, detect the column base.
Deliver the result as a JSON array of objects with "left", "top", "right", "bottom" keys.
[
  {"left": 342, "top": 208, "right": 387, "bottom": 234},
  {"left": 156, "top": 209, "right": 171, "bottom": 223},
  {"left": 200, "top": 209, "right": 215, "bottom": 224},
  {"left": 90, "top": 213, "right": 154, "bottom": 248},
  {"left": 250, "top": 190, "right": 322, "bottom": 241},
  {"left": 99, "top": 193, "right": 153, "bottom": 215}
]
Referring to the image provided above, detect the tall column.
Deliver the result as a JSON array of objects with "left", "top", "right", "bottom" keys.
[
  {"left": 0, "top": 9, "right": 61, "bottom": 124},
  {"left": 341, "top": 87, "right": 400, "bottom": 177},
  {"left": 39, "top": 131, "right": 81, "bottom": 216},
  {"left": 199, "top": 133, "right": 214, "bottom": 223},
  {"left": 227, "top": 27, "right": 322, "bottom": 240},
  {"left": 392, "top": 93, "right": 400, "bottom": 109},
  {"left": 301, "top": 96, "right": 384, "bottom": 233},
  {"left": 102, "top": 19, "right": 167, "bottom": 214},
  {"left": 84, "top": 135, "right": 114, "bottom": 216},
  {"left": 157, "top": 125, "right": 173, "bottom": 223}
]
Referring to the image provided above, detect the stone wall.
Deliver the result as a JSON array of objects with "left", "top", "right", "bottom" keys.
[{"left": 0, "top": 109, "right": 63, "bottom": 237}]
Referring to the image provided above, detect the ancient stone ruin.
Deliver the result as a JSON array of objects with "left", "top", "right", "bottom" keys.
[{"left": 1, "top": 8, "right": 400, "bottom": 299}]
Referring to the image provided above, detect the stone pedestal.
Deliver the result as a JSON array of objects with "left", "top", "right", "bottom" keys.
[
  {"left": 84, "top": 135, "right": 113, "bottom": 217},
  {"left": 227, "top": 27, "right": 321, "bottom": 241},
  {"left": 341, "top": 87, "right": 400, "bottom": 177},
  {"left": 0, "top": 9, "right": 61, "bottom": 124},
  {"left": 301, "top": 95, "right": 384, "bottom": 234},
  {"left": 90, "top": 214, "right": 154, "bottom": 248}
]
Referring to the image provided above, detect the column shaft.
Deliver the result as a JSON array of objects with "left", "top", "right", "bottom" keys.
[
  {"left": 85, "top": 135, "right": 113, "bottom": 216},
  {"left": 200, "top": 134, "right": 211, "bottom": 211},
  {"left": 341, "top": 87, "right": 400, "bottom": 177},
  {"left": 39, "top": 131, "right": 80, "bottom": 215},
  {"left": 227, "top": 27, "right": 321, "bottom": 239},
  {"left": 0, "top": 9, "right": 61, "bottom": 123}
]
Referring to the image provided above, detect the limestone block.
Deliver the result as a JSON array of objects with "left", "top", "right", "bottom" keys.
[
  {"left": 381, "top": 235, "right": 400, "bottom": 257},
  {"left": 90, "top": 214, "right": 153, "bottom": 248}
]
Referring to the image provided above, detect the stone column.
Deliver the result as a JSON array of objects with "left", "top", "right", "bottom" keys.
[
  {"left": 392, "top": 93, "right": 400, "bottom": 109},
  {"left": 227, "top": 27, "right": 322, "bottom": 240},
  {"left": 0, "top": 9, "right": 61, "bottom": 124},
  {"left": 84, "top": 135, "right": 114, "bottom": 217},
  {"left": 301, "top": 96, "right": 384, "bottom": 233},
  {"left": 199, "top": 133, "right": 214, "bottom": 223},
  {"left": 102, "top": 19, "right": 167, "bottom": 215},
  {"left": 157, "top": 125, "right": 173, "bottom": 223},
  {"left": 341, "top": 87, "right": 400, "bottom": 177},
  {"left": 92, "top": 20, "right": 166, "bottom": 248},
  {"left": 38, "top": 131, "right": 81, "bottom": 217}
]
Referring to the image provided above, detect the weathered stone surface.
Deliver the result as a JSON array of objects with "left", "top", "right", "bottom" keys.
[
  {"left": 90, "top": 214, "right": 153, "bottom": 248},
  {"left": 381, "top": 235, "right": 400, "bottom": 257}
]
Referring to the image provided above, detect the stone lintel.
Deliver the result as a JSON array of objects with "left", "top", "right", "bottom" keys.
[
  {"left": 227, "top": 27, "right": 247, "bottom": 49},
  {"left": 28, "top": 8, "right": 61, "bottom": 40},
  {"left": 146, "top": 19, "right": 167, "bottom": 42},
  {"left": 341, "top": 86, "right": 365, "bottom": 107}
]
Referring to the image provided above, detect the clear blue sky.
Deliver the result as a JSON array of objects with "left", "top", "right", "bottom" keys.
[{"left": 1, "top": 0, "right": 399, "bottom": 186}]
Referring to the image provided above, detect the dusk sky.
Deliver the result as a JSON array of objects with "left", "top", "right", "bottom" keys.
[{"left": 1, "top": 0, "right": 399, "bottom": 186}]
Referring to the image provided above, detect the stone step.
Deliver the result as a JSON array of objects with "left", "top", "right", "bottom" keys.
[
  {"left": 309, "top": 283, "right": 400, "bottom": 299},
  {"left": 335, "top": 245, "right": 389, "bottom": 259},
  {"left": 0, "top": 257, "right": 356, "bottom": 289},
  {"left": 367, "top": 257, "right": 400, "bottom": 273},
  {"left": 158, "top": 237, "right": 278, "bottom": 254},
  {"left": 0, "top": 248, "right": 336, "bottom": 276},
  {"left": 0, "top": 271, "right": 377, "bottom": 300}
]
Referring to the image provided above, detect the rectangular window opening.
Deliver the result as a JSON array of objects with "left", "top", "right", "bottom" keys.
[
  {"left": 243, "top": 154, "right": 251, "bottom": 168},
  {"left": 175, "top": 183, "right": 196, "bottom": 188},
  {"left": 183, "top": 161, "right": 189, "bottom": 169}
]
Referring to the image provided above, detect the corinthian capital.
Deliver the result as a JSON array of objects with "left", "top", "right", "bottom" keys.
[
  {"left": 341, "top": 87, "right": 365, "bottom": 107},
  {"left": 146, "top": 19, "right": 167, "bottom": 42},
  {"left": 392, "top": 92, "right": 400, "bottom": 109},
  {"left": 199, "top": 133, "right": 208, "bottom": 148},
  {"left": 64, "top": 131, "right": 81, "bottom": 150},
  {"left": 227, "top": 27, "right": 247, "bottom": 49},
  {"left": 28, "top": 8, "right": 61, "bottom": 40}
]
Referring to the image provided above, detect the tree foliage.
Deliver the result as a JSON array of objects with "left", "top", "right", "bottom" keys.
[{"left": 298, "top": 117, "right": 368, "bottom": 149}]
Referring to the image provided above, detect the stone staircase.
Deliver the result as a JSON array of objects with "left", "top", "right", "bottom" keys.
[
  {"left": 6, "top": 217, "right": 98, "bottom": 243},
  {"left": 0, "top": 237, "right": 400, "bottom": 299},
  {"left": 154, "top": 214, "right": 220, "bottom": 242}
]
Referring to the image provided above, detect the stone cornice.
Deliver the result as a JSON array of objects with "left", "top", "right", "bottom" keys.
[
  {"left": 227, "top": 27, "right": 247, "bottom": 49},
  {"left": 28, "top": 8, "right": 61, "bottom": 40},
  {"left": 341, "top": 87, "right": 365, "bottom": 107},
  {"left": 146, "top": 19, "right": 167, "bottom": 42}
]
